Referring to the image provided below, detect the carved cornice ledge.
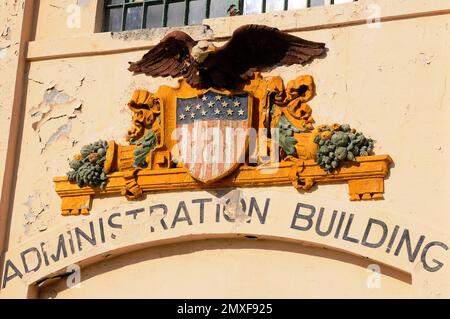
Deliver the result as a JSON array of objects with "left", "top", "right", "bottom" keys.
[{"left": 54, "top": 155, "right": 392, "bottom": 216}]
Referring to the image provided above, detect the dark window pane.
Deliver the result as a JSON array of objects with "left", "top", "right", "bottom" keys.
[
  {"left": 209, "top": 0, "right": 228, "bottom": 18},
  {"left": 107, "top": 0, "right": 125, "bottom": 5},
  {"left": 334, "top": 0, "right": 354, "bottom": 4},
  {"left": 244, "top": 0, "right": 263, "bottom": 15},
  {"left": 146, "top": 4, "right": 164, "bottom": 28},
  {"left": 125, "top": 6, "right": 143, "bottom": 30},
  {"left": 266, "top": 0, "right": 285, "bottom": 12},
  {"left": 310, "top": 0, "right": 325, "bottom": 7},
  {"left": 106, "top": 7, "right": 123, "bottom": 32},
  {"left": 166, "top": 1, "right": 185, "bottom": 27},
  {"left": 189, "top": 0, "right": 207, "bottom": 25},
  {"left": 288, "top": 0, "right": 307, "bottom": 10}
]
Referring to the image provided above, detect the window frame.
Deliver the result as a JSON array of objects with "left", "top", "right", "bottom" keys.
[
  {"left": 102, "top": 0, "right": 358, "bottom": 32},
  {"left": 102, "top": 0, "right": 213, "bottom": 31},
  {"left": 257, "top": 1, "right": 358, "bottom": 14}
]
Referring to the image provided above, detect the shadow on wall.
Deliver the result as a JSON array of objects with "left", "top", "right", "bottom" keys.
[{"left": 37, "top": 238, "right": 412, "bottom": 298}]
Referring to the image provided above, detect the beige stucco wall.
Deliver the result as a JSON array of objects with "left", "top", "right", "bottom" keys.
[
  {"left": 38, "top": 238, "right": 413, "bottom": 299},
  {"left": 1, "top": 0, "right": 450, "bottom": 298}
]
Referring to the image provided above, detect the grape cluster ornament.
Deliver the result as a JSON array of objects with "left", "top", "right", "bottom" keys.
[
  {"left": 67, "top": 140, "right": 109, "bottom": 189},
  {"left": 314, "top": 124, "right": 374, "bottom": 173}
]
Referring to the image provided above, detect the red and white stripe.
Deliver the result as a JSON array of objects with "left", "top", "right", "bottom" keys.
[{"left": 176, "top": 120, "right": 248, "bottom": 183}]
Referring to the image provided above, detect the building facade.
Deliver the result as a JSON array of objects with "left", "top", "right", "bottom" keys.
[{"left": 0, "top": 0, "right": 450, "bottom": 298}]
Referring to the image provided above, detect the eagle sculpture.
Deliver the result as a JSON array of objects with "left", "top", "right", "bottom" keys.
[{"left": 128, "top": 24, "right": 326, "bottom": 89}]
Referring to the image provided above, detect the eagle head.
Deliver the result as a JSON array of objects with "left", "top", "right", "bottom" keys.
[{"left": 191, "top": 41, "right": 217, "bottom": 64}]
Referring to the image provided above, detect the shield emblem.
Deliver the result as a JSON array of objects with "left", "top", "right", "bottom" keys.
[{"left": 175, "top": 91, "right": 251, "bottom": 184}]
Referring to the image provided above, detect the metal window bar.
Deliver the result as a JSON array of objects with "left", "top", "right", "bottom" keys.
[{"left": 103, "top": 0, "right": 358, "bottom": 32}]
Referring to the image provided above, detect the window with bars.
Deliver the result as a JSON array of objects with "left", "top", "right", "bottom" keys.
[{"left": 102, "top": 0, "right": 357, "bottom": 32}]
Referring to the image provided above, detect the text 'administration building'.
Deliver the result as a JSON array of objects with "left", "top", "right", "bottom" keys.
[{"left": 0, "top": 0, "right": 450, "bottom": 298}]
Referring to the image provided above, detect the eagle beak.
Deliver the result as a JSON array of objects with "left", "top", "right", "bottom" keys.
[{"left": 208, "top": 45, "right": 217, "bottom": 53}]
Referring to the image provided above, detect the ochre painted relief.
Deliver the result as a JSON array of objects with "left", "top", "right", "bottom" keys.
[{"left": 54, "top": 24, "right": 392, "bottom": 216}]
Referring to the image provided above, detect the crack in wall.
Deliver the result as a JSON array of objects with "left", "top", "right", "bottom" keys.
[
  {"left": 22, "top": 193, "right": 49, "bottom": 237},
  {"left": 111, "top": 24, "right": 214, "bottom": 42},
  {"left": 212, "top": 189, "right": 251, "bottom": 227},
  {"left": 29, "top": 86, "right": 83, "bottom": 152}
]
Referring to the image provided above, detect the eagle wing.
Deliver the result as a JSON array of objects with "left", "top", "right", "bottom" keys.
[
  {"left": 128, "top": 31, "right": 201, "bottom": 86},
  {"left": 205, "top": 24, "right": 326, "bottom": 88}
]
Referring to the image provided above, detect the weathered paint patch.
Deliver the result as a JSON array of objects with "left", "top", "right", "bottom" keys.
[
  {"left": 29, "top": 86, "right": 83, "bottom": 152},
  {"left": 111, "top": 25, "right": 214, "bottom": 42}
]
